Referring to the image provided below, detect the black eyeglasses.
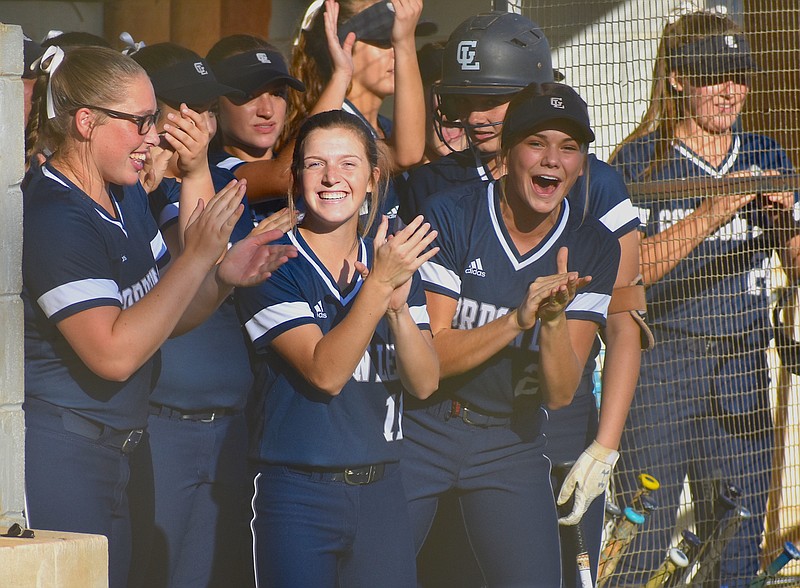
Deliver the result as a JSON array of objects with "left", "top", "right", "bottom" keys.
[{"left": 76, "top": 105, "right": 161, "bottom": 135}]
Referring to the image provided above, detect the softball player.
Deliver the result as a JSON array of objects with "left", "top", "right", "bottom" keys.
[
  {"left": 235, "top": 110, "right": 439, "bottom": 587},
  {"left": 290, "top": 0, "right": 430, "bottom": 222},
  {"left": 129, "top": 42, "right": 283, "bottom": 588},
  {"left": 608, "top": 11, "right": 798, "bottom": 587},
  {"left": 399, "top": 12, "right": 645, "bottom": 587},
  {"left": 402, "top": 81, "right": 620, "bottom": 587},
  {"left": 21, "top": 46, "right": 294, "bottom": 588}
]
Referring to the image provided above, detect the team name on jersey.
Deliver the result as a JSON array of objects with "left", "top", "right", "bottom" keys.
[
  {"left": 120, "top": 267, "right": 159, "bottom": 309},
  {"left": 453, "top": 297, "right": 541, "bottom": 351},
  {"left": 352, "top": 343, "right": 399, "bottom": 383},
  {"left": 657, "top": 208, "right": 763, "bottom": 241}
]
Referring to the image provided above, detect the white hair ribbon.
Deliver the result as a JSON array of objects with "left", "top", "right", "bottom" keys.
[
  {"left": 119, "top": 31, "right": 146, "bottom": 55},
  {"left": 294, "top": 0, "right": 325, "bottom": 45},
  {"left": 31, "top": 45, "right": 65, "bottom": 120},
  {"left": 41, "top": 29, "right": 63, "bottom": 43}
]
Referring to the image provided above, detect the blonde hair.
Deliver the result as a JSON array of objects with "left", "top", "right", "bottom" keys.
[
  {"left": 609, "top": 11, "right": 744, "bottom": 178},
  {"left": 610, "top": 11, "right": 741, "bottom": 179},
  {"left": 26, "top": 46, "right": 145, "bottom": 163}
]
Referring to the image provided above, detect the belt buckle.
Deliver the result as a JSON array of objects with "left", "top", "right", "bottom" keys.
[
  {"left": 200, "top": 412, "right": 217, "bottom": 423},
  {"left": 344, "top": 466, "right": 375, "bottom": 486},
  {"left": 461, "top": 406, "right": 484, "bottom": 427},
  {"left": 121, "top": 429, "right": 144, "bottom": 454}
]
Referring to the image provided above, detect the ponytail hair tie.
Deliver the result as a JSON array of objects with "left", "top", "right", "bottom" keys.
[
  {"left": 119, "top": 31, "right": 146, "bottom": 55},
  {"left": 294, "top": 0, "right": 325, "bottom": 46},
  {"left": 31, "top": 45, "right": 65, "bottom": 120}
]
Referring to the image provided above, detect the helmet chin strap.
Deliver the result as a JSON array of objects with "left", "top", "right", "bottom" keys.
[{"left": 432, "top": 104, "right": 502, "bottom": 157}]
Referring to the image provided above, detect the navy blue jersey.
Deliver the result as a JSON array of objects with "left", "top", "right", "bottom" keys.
[
  {"left": 23, "top": 163, "right": 169, "bottom": 429},
  {"left": 400, "top": 151, "right": 639, "bottom": 239},
  {"left": 420, "top": 182, "right": 620, "bottom": 415},
  {"left": 611, "top": 131, "right": 797, "bottom": 339},
  {"left": 236, "top": 230, "right": 431, "bottom": 467},
  {"left": 146, "top": 171, "right": 255, "bottom": 411}
]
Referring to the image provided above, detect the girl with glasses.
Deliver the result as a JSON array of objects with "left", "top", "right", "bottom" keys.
[{"left": 21, "top": 45, "right": 295, "bottom": 588}]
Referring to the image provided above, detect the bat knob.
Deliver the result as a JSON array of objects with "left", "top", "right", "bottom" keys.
[
  {"left": 640, "top": 495, "right": 658, "bottom": 513},
  {"left": 605, "top": 501, "right": 623, "bottom": 518},
  {"left": 638, "top": 473, "right": 660, "bottom": 491},
  {"left": 668, "top": 548, "right": 689, "bottom": 568},
  {"left": 624, "top": 507, "right": 646, "bottom": 525}
]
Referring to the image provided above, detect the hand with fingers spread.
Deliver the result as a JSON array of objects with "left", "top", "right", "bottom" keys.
[
  {"left": 183, "top": 179, "right": 247, "bottom": 265},
  {"left": 356, "top": 215, "right": 438, "bottom": 308},
  {"left": 324, "top": 0, "right": 355, "bottom": 83},
  {"left": 217, "top": 228, "right": 298, "bottom": 288},
  {"left": 160, "top": 104, "right": 212, "bottom": 178}
]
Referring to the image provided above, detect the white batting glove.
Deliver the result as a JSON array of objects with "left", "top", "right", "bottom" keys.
[{"left": 556, "top": 440, "right": 619, "bottom": 526}]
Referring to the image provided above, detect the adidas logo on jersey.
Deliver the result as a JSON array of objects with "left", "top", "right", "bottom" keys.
[
  {"left": 465, "top": 258, "right": 486, "bottom": 277},
  {"left": 314, "top": 301, "right": 327, "bottom": 319}
]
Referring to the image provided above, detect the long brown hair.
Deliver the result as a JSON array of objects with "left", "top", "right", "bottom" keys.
[{"left": 609, "top": 11, "right": 744, "bottom": 178}]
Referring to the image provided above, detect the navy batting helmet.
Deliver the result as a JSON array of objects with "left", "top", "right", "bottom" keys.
[{"left": 435, "top": 12, "right": 555, "bottom": 97}]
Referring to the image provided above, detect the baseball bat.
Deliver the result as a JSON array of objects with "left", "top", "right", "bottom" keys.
[
  {"left": 663, "top": 531, "right": 702, "bottom": 588},
  {"left": 685, "top": 482, "right": 741, "bottom": 587},
  {"left": 690, "top": 506, "right": 752, "bottom": 586},
  {"left": 554, "top": 461, "right": 594, "bottom": 588},
  {"left": 605, "top": 501, "right": 623, "bottom": 521},
  {"left": 748, "top": 541, "right": 800, "bottom": 587},
  {"left": 597, "top": 507, "right": 646, "bottom": 586},
  {"left": 643, "top": 547, "right": 690, "bottom": 588}
]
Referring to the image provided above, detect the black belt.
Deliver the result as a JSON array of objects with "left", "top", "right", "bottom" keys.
[
  {"left": 24, "top": 397, "right": 144, "bottom": 454},
  {"left": 448, "top": 400, "right": 512, "bottom": 427},
  {"left": 148, "top": 403, "right": 239, "bottom": 423},
  {"left": 286, "top": 463, "right": 386, "bottom": 485}
]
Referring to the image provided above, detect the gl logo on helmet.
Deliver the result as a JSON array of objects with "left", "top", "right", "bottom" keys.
[{"left": 457, "top": 41, "right": 480, "bottom": 71}]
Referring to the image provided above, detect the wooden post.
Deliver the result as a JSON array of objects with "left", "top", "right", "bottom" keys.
[
  {"left": 104, "top": 0, "right": 274, "bottom": 55},
  {"left": 104, "top": 0, "right": 171, "bottom": 50}
]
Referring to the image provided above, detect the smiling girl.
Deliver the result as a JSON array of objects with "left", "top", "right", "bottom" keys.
[
  {"left": 609, "top": 11, "right": 799, "bottom": 587},
  {"left": 21, "top": 46, "right": 295, "bottom": 588},
  {"left": 235, "top": 110, "right": 439, "bottom": 587},
  {"left": 402, "top": 82, "right": 621, "bottom": 586}
]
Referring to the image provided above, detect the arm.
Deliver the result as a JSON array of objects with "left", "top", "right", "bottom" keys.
[
  {"left": 160, "top": 105, "right": 216, "bottom": 246},
  {"left": 57, "top": 183, "right": 245, "bottom": 381},
  {"left": 385, "top": 272, "right": 438, "bottom": 398},
  {"left": 640, "top": 171, "right": 758, "bottom": 284},
  {"left": 427, "top": 247, "right": 591, "bottom": 408},
  {"left": 271, "top": 216, "right": 438, "bottom": 396},
  {"left": 58, "top": 185, "right": 294, "bottom": 381},
  {"left": 234, "top": 0, "right": 356, "bottom": 201},
  {"left": 597, "top": 230, "right": 642, "bottom": 449},
  {"left": 385, "top": 0, "right": 425, "bottom": 170}
]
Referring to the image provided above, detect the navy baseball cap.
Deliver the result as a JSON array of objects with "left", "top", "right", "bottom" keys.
[
  {"left": 212, "top": 49, "right": 305, "bottom": 98},
  {"left": 23, "top": 34, "right": 44, "bottom": 79},
  {"left": 338, "top": 1, "right": 437, "bottom": 48},
  {"left": 670, "top": 33, "right": 759, "bottom": 79},
  {"left": 149, "top": 58, "right": 238, "bottom": 105},
  {"left": 502, "top": 82, "right": 594, "bottom": 149}
]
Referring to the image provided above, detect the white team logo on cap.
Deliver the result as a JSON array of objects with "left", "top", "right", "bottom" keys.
[
  {"left": 550, "top": 97, "right": 565, "bottom": 109},
  {"left": 256, "top": 52, "right": 272, "bottom": 64},
  {"left": 724, "top": 35, "right": 738, "bottom": 49},
  {"left": 457, "top": 41, "right": 480, "bottom": 71},
  {"left": 194, "top": 62, "right": 208, "bottom": 75}
]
